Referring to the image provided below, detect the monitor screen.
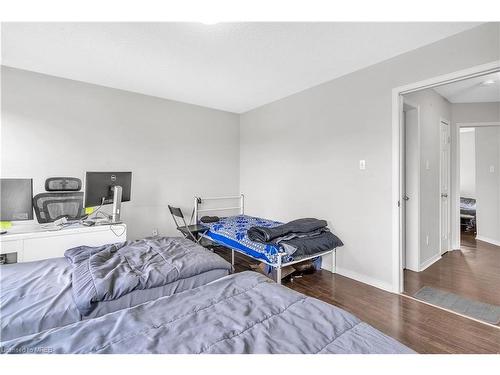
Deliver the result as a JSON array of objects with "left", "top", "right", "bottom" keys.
[
  {"left": 84, "top": 172, "right": 132, "bottom": 207},
  {"left": 0, "top": 178, "right": 34, "bottom": 221}
]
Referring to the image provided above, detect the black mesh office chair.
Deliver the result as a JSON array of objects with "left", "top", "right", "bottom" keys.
[
  {"left": 168, "top": 205, "right": 208, "bottom": 243},
  {"left": 33, "top": 177, "right": 85, "bottom": 223}
]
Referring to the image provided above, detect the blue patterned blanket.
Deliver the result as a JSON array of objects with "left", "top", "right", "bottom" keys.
[{"left": 203, "top": 215, "right": 291, "bottom": 264}]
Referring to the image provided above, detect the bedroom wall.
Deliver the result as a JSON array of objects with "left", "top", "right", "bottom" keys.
[
  {"left": 239, "top": 23, "right": 500, "bottom": 291},
  {"left": 451, "top": 102, "right": 500, "bottom": 124},
  {"left": 1, "top": 66, "right": 240, "bottom": 240},
  {"left": 475, "top": 126, "right": 500, "bottom": 245}
]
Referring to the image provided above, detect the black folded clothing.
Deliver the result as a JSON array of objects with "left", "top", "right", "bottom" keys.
[
  {"left": 247, "top": 217, "right": 343, "bottom": 258},
  {"left": 280, "top": 231, "right": 343, "bottom": 257},
  {"left": 200, "top": 216, "right": 220, "bottom": 223},
  {"left": 248, "top": 218, "right": 328, "bottom": 243}
]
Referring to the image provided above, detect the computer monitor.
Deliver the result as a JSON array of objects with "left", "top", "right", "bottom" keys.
[
  {"left": 0, "top": 178, "right": 34, "bottom": 221},
  {"left": 84, "top": 172, "right": 132, "bottom": 223}
]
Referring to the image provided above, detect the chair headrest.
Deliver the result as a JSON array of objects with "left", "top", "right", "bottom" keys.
[{"left": 45, "top": 177, "right": 81, "bottom": 192}]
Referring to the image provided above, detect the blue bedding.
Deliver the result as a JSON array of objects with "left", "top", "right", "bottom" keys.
[{"left": 203, "top": 215, "right": 289, "bottom": 264}]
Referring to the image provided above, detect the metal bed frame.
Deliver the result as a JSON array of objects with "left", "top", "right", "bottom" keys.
[{"left": 194, "top": 194, "right": 336, "bottom": 284}]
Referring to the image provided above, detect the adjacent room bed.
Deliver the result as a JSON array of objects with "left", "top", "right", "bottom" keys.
[
  {"left": 460, "top": 197, "right": 476, "bottom": 232},
  {"left": 0, "top": 236, "right": 231, "bottom": 341},
  {"left": 0, "top": 271, "right": 414, "bottom": 354},
  {"left": 195, "top": 195, "right": 343, "bottom": 283}
]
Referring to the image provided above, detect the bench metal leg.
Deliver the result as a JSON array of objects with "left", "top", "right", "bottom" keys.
[
  {"left": 276, "top": 266, "right": 282, "bottom": 284},
  {"left": 276, "top": 254, "right": 282, "bottom": 284},
  {"left": 331, "top": 250, "right": 336, "bottom": 274}
]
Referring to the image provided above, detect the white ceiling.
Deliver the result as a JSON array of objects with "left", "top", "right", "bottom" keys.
[
  {"left": 1, "top": 22, "right": 481, "bottom": 113},
  {"left": 433, "top": 72, "right": 500, "bottom": 103}
]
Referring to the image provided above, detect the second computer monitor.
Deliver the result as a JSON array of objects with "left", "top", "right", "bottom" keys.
[
  {"left": 84, "top": 172, "right": 132, "bottom": 207},
  {"left": 0, "top": 178, "right": 33, "bottom": 221}
]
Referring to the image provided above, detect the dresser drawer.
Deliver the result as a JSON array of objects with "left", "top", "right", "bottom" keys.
[{"left": 0, "top": 239, "right": 24, "bottom": 254}]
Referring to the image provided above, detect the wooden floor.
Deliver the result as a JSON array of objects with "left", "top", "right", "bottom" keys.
[
  {"left": 214, "top": 247, "right": 500, "bottom": 354},
  {"left": 404, "top": 232, "right": 500, "bottom": 325}
]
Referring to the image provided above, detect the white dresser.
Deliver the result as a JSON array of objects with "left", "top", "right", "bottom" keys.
[{"left": 0, "top": 223, "right": 127, "bottom": 263}]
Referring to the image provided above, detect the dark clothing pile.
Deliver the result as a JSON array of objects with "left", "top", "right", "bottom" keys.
[
  {"left": 200, "top": 216, "right": 220, "bottom": 223},
  {"left": 248, "top": 218, "right": 343, "bottom": 258}
]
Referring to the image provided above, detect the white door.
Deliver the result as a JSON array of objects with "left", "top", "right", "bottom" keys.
[
  {"left": 440, "top": 120, "right": 451, "bottom": 254},
  {"left": 404, "top": 107, "right": 419, "bottom": 271}
]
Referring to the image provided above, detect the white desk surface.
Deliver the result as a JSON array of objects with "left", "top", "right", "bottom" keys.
[{"left": 0, "top": 222, "right": 127, "bottom": 241}]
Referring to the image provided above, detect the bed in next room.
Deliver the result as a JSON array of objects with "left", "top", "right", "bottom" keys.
[
  {"left": 0, "top": 271, "right": 414, "bottom": 354},
  {"left": 0, "top": 236, "right": 231, "bottom": 341}
]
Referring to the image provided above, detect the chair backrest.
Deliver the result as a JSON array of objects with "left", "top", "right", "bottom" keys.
[
  {"left": 168, "top": 205, "right": 184, "bottom": 219},
  {"left": 33, "top": 192, "right": 84, "bottom": 223},
  {"left": 168, "top": 205, "right": 188, "bottom": 229}
]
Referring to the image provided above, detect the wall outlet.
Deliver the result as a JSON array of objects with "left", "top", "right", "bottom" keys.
[
  {"left": 152, "top": 228, "right": 158, "bottom": 237},
  {"left": 359, "top": 160, "right": 366, "bottom": 170},
  {"left": 490, "top": 165, "right": 495, "bottom": 173}
]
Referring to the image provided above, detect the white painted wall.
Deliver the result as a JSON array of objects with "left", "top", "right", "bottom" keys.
[
  {"left": 459, "top": 129, "right": 476, "bottom": 199},
  {"left": 403, "top": 89, "right": 451, "bottom": 269},
  {"left": 475, "top": 126, "right": 500, "bottom": 245},
  {"left": 1, "top": 66, "right": 240, "bottom": 240},
  {"left": 240, "top": 23, "right": 499, "bottom": 291},
  {"left": 452, "top": 102, "right": 500, "bottom": 124}
]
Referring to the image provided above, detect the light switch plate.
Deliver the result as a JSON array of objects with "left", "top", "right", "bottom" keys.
[{"left": 359, "top": 160, "right": 366, "bottom": 170}]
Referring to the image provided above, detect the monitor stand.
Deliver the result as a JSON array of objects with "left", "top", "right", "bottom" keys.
[
  {"left": 111, "top": 185, "right": 123, "bottom": 224},
  {"left": 94, "top": 186, "right": 123, "bottom": 226}
]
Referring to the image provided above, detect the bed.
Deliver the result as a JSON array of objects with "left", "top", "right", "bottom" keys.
[
  {"left": 0, "top": 236, "right": 231, "bottom": 341},
  {"left": 460, "top": 197, "right": 476, "bottom": 232},
  {"left": 0, "top": 271, "right": 414, "bottom": 354},
  {"left": 195, "top": 195, "right": 341, "bottom": 283}
]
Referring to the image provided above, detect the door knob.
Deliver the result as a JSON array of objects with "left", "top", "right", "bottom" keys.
[
  {"left": 403, "top": 195, "right": 410, "bottom": 201},
  {"left": 441, "top": 193, "right": 448, "bottom": 198}
]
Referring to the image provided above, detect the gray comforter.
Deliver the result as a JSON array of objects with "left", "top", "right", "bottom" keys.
[
  {"left": 0, "top": 272, "right": 414, "bottom": 354},
  {"left": 65, "top": 237, "right": 232, "bottom": 315},
  {"left": 1, "top": 237, "right": 231, "bottom": 341}
]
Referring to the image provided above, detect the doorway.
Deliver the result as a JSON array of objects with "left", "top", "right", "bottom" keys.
[
  {"left": 456, "top": 122, "right": 500, "bottom": 250},
  {"left": 395, "top": 65, "right": 500, "bottom": 326}
]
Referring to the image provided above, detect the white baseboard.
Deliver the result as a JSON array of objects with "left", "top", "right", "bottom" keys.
[
  {"left": 404, "top": 264, "right": 419, "bottom": 272},
  {"left": 419, "top": 253, "right": 441, "bottom": 272},
  {"left": 335, "top": 267, "right": 395, "bottom": 293},
  {"left": 475, "top": 235, "right": 500, "bottom": 247}
]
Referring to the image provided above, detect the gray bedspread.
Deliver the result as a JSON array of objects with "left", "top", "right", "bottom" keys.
[
  {"left": 65, "top": 237, "right": 232, "bottom": 315},
  {"left": 1, "top": 237, "right": 231, "bottom": 341},
  {"left": 0, "top": 272, "right": 414, "bottom": 354}
]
